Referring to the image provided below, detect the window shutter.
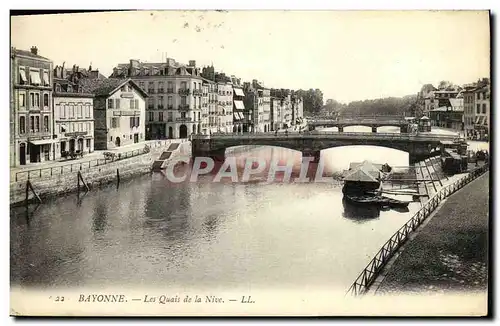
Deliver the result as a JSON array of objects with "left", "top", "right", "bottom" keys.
[
  {"left": 135, "top": 99, "right": 139, "bottom": 109},
  {"left": 115, "top": 98, "right": 120, "bottom": 109},
  {"left": 136, "top": 117, "right": 140, "bottom": 127},
  {"left": 130, "top": 99, "right": 134, "bottom": 109}
]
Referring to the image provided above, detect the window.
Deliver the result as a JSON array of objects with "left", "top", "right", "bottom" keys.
[
  {"left": 115, "top": 99, "right": 120, "bottom": 109},
  {"left": 19, "top": 93, "right": 25, "bottom": 107},
  {"left": 159, "top": 112, "right": 163, "bottom": 122},
  {"left": 19, "top": 116, "right": 26, "bottom": 134},
  {"left": 181, "top": 81, "right": 187, "bottom": 89},
  {"left": 139, "top": 82, "right": 144, "bottom": 89},
  {"left": 55, "top": 84, "right": 61, "bottom": 92},
  {"left": 167, "top": 112, "right": 173, "bottom": 121},
  {"left": 148, "top": 112, "right": 154, "bottom": 121},
  {"left": 121, "top": 85, "right": 127, "bottom": 92},
  {"left": 108, "top": 99, "right": 114, "bottom": 109},
  {"left": 86, "top": 139, "right": 91, "bottom": 149},
  {"left": 130, "top": 117, "right": 134, "bottom": 128},
  {"left": 111, "top": 117, "right": 119, "bottom": 128},
  {"left": 43, "top": 116, "right": 49, "bottom": 132},
  {"left": 477, "top": 104, "right": 481, "bottom": 114},
  {"left": 77, "top": 105, "right": 83, "bottom": 118},
  {"left": 29, "top": 70, "right": 41, "bottom": 85},
  {"left": 477, "top": 93, "right": 480, "bottom": 100},
  {"left": 19, "top": 67, "right": 27, "bottom": 84},
  {"left": 135, "top": 99, "right": 139, "bottom": 109},
  {"left": 482, "top": 104, "right": 486, "bottom": 114},
  {"left": 85, "top": 105, "right": 91, "bottom": 118},
  {"left": 43, "top": 94, "right": 49, "bottom": 107},
  {"left": 168, "top": 96, "right": 172, "bottom": 106},
  {"left": 181, "top": 112, "right": 186, "bottom": 119},
  {"left": 130, "top": 99, "right": 135, "bottom": 109},
  {"left": 43, "top": 70, "right": 49, "bottom": 86},
  {"left": 181, "top": 96, "right": 187, "bottom": 105},
  {"left": 135, "top": 117, "right": 140, "bottom": 127},
  {"left": 34, "top": 116, "right": 40, "bottom": 132},
  {"left": 148, "top": 82, "right": 154, "bottom": 92},
  {"left": 30, "top": 116, "right": 35, "bottom": 132},
  {"left": 158, "top": 96, "right": 163, "bottom": 107},
  {"left": 59, "top": 105, "right": 65, "bottom": 118},
  {"left": 148, "top": 98, "right": 154, "bottom": 108}
]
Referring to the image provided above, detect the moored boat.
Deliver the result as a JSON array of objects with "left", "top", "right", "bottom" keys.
[{"left": 345, "top": 194, "right": 410, "bottom": 208}]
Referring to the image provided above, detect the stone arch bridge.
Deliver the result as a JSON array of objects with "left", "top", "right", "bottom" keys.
[{"left": 191, "top": 132, "right": 458, "bottom": 164}]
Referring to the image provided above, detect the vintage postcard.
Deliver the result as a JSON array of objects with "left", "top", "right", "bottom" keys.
[{"left": 9, "top": 10, "right": 490, "bottom": 317}]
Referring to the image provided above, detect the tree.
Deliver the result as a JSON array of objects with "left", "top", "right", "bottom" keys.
[{"left": 297, "top": 88, "right": 324, "bottom": 114}]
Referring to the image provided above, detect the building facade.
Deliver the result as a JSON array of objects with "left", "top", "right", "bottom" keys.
[
  {"left": 473, "top": 79, "right": 490, "bottom": 140},
  {"left": 79, "top": 78, "right": 147, "bottom": 149},
  {"left": 52, "top": 64, "right": 95, "bottom": 159},
  {"left": 243, "top": 80, "right": 270, "bottom": 132},
  {"left": 11, "top": 46, "right": 54, "bottom": 167},
  {"left": 111, "top": 58, "right": 204, "bottom": 139},
  {"left": 231, "top": 76, "right": 245, "bottom": 133}
]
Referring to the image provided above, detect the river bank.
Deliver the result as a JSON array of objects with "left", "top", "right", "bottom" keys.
[
  {"left": 10, "top": 140, "right": 191, "bottom": 206},
  {"left": 375, "top": 172, "right": 489, "bottom": 294}
]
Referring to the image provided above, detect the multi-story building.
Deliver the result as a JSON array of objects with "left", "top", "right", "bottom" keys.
[
  {"left": 462, "top": 84, "right": 477, "bottom": 138},
  {"left": 201, "top": 66, "right": 234, "bottom": 133},
  {"left": 428, "top": 97, "right": 464, "bottom": 131},
  {"left": 52, "top": 64, "right": 95, "bottom": 158},
  {"left": 473, "top": 78, "right": 490, "bottom": 140},
  {"left": 270, "top": 97, "right": 281, "bottom": 131},
  {"left": 416, "top": 84, "right": 437, "bottom": 117},
  {"left": 78, "top": 77, "right": 147, "bottom": 149},
  {"left": 231, "top": 75, "right": 245, "bottom": 133},
  {"left": 111, "top": 58, "right": 204, "bottom": 139},
  {"left": 270, "top": 88, "right": 292, "bottom": 131},
  {"left": 243, "top": 80, "right": 270, "bottom": 132},
  {"left": 10, "top": 46, "right": 54, "bottom": 166},
  {"left": 291, "top": 91, "right": 304, "bottom": 126},
  {"left": 201, "top": 82, "right": 209, "bottom": 134}
]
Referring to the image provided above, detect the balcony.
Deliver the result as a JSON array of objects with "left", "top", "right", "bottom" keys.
[
  {"left": 167, "top": 105, "right": 174, "bottom": 110},
  {"left": 148, "top": 105, "right": 154, "bottom": 110},
  {"left": 178, "top": 104, "right": 190, "bottom": 111},
  {"left": 158, "top": 105, "right": 164, "bottom": 110},
  {"left": 158, "top": 88, "right": 164, "bottom": 93},
  {"left": 193, "top": 89, "right": 203, "bottom": 96},
  {"left": 176, "top": 117, "right": 193, "bottom": 122},
  {"left": 148, "top": 89, "right": 156, "bottom": 94},
  {"left": 167, "top": 88, "right": 175, "bottom": 94},
  {"left": 178, "top": 88, "right": 191, "bottom": 95},
  {"left": 26, "top": 131, "right": 52, "bottom": 139}
]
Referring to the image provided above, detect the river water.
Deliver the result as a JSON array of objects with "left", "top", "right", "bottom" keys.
[{"left": 11, "top": 126, "right": 422, "bottom": 293}]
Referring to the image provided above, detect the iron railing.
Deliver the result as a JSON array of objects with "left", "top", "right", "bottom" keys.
[
  {"left": 13, "top": 139, "right": 187, "bottom": 182},
  {"left": 345, "top": 163, "right": 489, "bottom": 296}
]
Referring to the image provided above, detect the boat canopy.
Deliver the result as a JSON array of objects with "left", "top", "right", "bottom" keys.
[{"left": 343, "top": 166, "right": 380, "bottom": 183}]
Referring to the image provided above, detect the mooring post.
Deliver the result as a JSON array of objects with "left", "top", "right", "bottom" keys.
[
  {"left": 25, "top": 180, "right": 29, "bottom": 206},
  {"left": 77, "top": 171, "right": 81, "bottom": 194},
  {"left": 116, "top": 168, "right": 120, "bottom": 186}
]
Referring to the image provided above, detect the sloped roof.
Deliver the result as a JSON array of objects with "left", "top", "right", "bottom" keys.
[
  {"left": 349, "top": 160, "right": 383, "bottom": 172},
  {"left": 12, "top": 48, "right": 50, "bottom": 61},
  {"left": 343, "top": 167, "right": 380, "bottom": 183},
  {"left": 79, "top": 78, "right": 148, "bottom": 98},
  {"left": 449, "top": 98, "right": 464, "bottom": 111}
]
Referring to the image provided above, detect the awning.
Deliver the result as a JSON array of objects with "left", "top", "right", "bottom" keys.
[
  {"left": 479, "top": 116, "right": 485, "bottom": 125},
  {"left": 30, "top": 139, "right": 55, "bottom": 145},
  {"left": 475, "top": 116, "right": 481, "bottom": 124},
  {"left": 43, "top": 71, "right": 50, "bottom": 85},
  {"left": 234, "top": 100, "right": 245, "bottom": 110},
  {"left": 19, "top": 69, "right": 27, "bottom": 83},
  {"left": 29, "top": 71, "right": 42, "bottom": 85},
  {"left": 234, "top": 88, "right": 245, "bottom": 97},
  {"left": 238, "top": 112, "right": 245, "bottom": 120}
]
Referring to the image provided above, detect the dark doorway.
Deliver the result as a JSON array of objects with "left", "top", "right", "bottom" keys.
[
  {"left": 179, "top": 124, "right": 188, "bottom": 138},
  {"left": 77, "top": 138, "right": 84, "bottom": 151},
  {"left": 29, "top": 143, "right": 40, "bottom": 163},
  {"left": 197, "top": 124, "right": 201, "bottom": 134},
  {"left": 168, "top": 126, "right": 173, "bottom": 139},
  {"left": 19, "top": 143, "right": 26, "bottom": 165},
  {"left": 60, "top": 141, "right": 66, "bottom": 155},
  {"left": 115, "top": 136, "right": 121, "bottom": 147},
  {"left": 69, "top": 139, "right": 76, "bottom": 152},
  {"left": 134, "top": 133, "right": 139, "bottom": 143},
  {"left": 192, "top": 124, "right": 196, "bottom": 134}
]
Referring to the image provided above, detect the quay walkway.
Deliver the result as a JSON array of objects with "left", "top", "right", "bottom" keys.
[{"left": 374, "top": 171, "right": 489, "bottom": 294}]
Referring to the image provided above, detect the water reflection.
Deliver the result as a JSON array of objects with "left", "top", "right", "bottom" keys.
[{"left": 342, "top": 198, "right": 381, "bottom": 221}]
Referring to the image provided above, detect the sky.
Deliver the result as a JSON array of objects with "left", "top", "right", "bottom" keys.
[{"left": 11, "top": 10, "right": 490, "bottom": 103}]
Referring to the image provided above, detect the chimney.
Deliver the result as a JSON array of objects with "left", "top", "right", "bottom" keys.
[
  {"left": 30, "top": 46, "right": 38, "bottom": 55},
  {"left": 189, "top": 60, "right": 196, "bottom": 67},
  {"left": 62, "top": 62, "right": 66, "bottom": 79}
]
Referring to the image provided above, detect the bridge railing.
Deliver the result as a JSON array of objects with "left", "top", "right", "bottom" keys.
[
  {"left": 345, "top": 163, "right": 489, "bottom": 296},
  {"left": 192, "top": 132, "right": 459, "bottom": 142}
]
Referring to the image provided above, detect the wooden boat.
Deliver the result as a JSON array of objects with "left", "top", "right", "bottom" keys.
[{"left": 345, "top": 194, "right": 411, "bottom": 208}]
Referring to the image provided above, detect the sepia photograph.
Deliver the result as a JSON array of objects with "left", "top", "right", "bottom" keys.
[{"left": 8, "top": 9, "right": 491, "bottom": 317}]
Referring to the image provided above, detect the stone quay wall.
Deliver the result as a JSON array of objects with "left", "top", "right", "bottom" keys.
[{"left": 10, "top": 140, "right": 192, "bottom": 206}]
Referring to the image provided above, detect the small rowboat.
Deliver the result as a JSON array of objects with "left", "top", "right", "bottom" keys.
[{"left": 345, "top": 194, "right": 411, "bottom": 208}]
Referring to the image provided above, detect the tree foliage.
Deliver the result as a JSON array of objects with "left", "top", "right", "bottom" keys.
[
  {"left": 297, "top": 89, "right": 324, "bottom": 114},
  {"left": 339, "top": 95, "right": 417, "bottom": 116}
]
